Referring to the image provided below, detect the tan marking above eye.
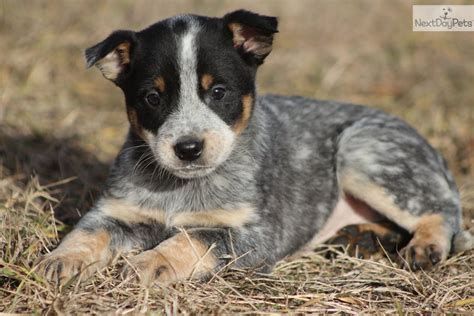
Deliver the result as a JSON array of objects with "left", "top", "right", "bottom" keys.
[
  {"left": 154, "top": 76, "right": 166, "bottom": 93},
  {"left": 232, "top": 94, "right": 253, "bottom": 135},
  {"left": 200, "top": 74, "right": 214, "bottom": 90}
]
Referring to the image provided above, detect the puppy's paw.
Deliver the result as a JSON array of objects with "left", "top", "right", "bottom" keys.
[
  {"left": 122, "top": 233, "right": 217, "bottom": 286},
  {"left": 122, "top": 249, "right": 176, "bottom": 286},
  {"left": 400, "top": 241, "right": 445, "bottom": 271},
  {"left": 35, "top": 230, "right": 111, "bottom": 284},
  {"left": 36, "top": 250, "right": 93, "bottom": 284},
  {"left": 325, "top": 222, "right": 409, "bottom": 259},
  {"left": 398, "top": 214, "right": 450, "bottom": 271}
]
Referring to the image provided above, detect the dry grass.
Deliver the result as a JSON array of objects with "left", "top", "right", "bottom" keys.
[
  {"left": 0, "top": 176, "right": 473, "bottom": 314},
  {"left": 1, "top": 0, "right": 473, "bottom": 314}
]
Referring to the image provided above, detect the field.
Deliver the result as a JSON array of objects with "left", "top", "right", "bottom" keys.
[{"left": 1, "top": 0, "right": 473, "bottom": 313}]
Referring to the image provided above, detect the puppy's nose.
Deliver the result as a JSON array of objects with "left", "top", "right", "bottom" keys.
[{"left": 174, "top": 137, "right": 204, "bottom": 161}]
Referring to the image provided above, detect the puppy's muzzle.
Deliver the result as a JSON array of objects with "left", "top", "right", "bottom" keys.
[{"left": 173, "top": 137, "right": 204, "bottom": 162}]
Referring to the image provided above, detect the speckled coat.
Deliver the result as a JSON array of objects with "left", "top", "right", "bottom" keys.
[{"left": 37, "top": 10, "right": 471, "bottom": 285}]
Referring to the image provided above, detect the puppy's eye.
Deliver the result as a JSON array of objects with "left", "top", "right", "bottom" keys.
[
  {"left": 211, "top": 85, "right": 226, "bottom": 101},
  {"left": 145, "top": 91, "right": 161, "bottom": 107}
]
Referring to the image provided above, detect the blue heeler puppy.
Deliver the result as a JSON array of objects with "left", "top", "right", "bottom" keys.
[{"left": 37, "top": 10, "right": 473, "bottom": 285}]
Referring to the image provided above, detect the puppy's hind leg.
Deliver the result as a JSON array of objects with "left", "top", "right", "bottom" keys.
[
  {"left": 325, "top": 219, "right": 411, "bottom": 259},
  {"left": 336, "top": 117, "right": 463, "bottom": 270}
]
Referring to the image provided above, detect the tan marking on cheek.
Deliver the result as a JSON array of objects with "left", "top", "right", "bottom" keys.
[
  {"left": 232, "top": 94, "right": 253, "bottom": 135},
  {"left": 200, "top": 73, "right": 214, "bottom": 90},
  {"left": 154, "top": 232, "right": 217, "bottom": 282},
  {"left": 170, "top": 206, "right": 256, "bottom": 228},
  {"left": 127, "top": 107, "right": 144, "bottom": 138},
  {"left": 126, "top": 108, "right": 153, "bottom": 142},
  {"left": 99, "top": 198, "right": 166, "bottom": 224},
  {"left": 142, "top": 129, "right": 154, "bottom": 143},
  {"left": 340, "top": 170, "right": 420, "bottom": 232},
  {"left": 154, "top": 76, "right": 166, "bottom": 93}
]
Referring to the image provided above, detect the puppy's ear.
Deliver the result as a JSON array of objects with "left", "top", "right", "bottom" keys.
[
  {"left": 85, "top": 30, "right": 137, "bottom": 83},
  {"left": 223, "top": 10, "right": 278, "bottom": 65}
]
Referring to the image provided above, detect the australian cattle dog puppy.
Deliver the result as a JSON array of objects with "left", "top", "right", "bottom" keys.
[{"left": 37, "top": 10, "right": 473, "bottom": 285}]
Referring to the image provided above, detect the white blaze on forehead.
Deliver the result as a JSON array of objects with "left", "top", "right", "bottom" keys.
[
  {"left": 172, "top": 21, "right": 234, "bottom": 136},
  {"left": 179, "top": 24, "right": 200, "bottom": 105}
]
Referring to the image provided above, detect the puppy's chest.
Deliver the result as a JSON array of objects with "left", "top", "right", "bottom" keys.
[{"left": 104, "top": 180, "right": 258, "bottom": 229}]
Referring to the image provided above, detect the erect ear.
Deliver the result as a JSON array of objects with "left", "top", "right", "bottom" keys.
[
  {"left": 84, "top": 30, "right": 137, "bottom": 83},
  {"left": 223, "top": 10, "right": 278, "bottom": 65}
]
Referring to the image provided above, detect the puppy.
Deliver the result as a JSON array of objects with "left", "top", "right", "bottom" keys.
[{"left": 37, "top": 10, "right": 473, "bottom": 285}]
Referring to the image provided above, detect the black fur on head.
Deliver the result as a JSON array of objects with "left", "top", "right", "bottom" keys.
[{"left": 83, "top": 10, "right": 279, "bottom": 144}]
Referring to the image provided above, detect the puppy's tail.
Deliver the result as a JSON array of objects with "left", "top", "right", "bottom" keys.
[{"left": 452, "top": 229, "right": 474, "bottom": 253}]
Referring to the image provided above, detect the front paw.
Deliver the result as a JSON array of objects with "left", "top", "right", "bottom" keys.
[
  {"left": 122, "top": 233, "right": 217, "bottom": 286},
  {"left": 122, "top": 249, "right": 178, "bottom": 286},
  {"left": 122, "top": 249, "right": 177, "bottom": 286},
  {"left": 35, "top": 229, "right": 111, "bottom": 284},
  {"left": 36, "top": 250, "right": 100, "bottom": 284},
  {"left": 399, "top": 242, "right": 445, "bottom": 271}
]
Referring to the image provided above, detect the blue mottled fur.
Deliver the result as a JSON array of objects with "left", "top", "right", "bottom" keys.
[{"left": 37, "top": 11, "right": 471, "bottom": 285}]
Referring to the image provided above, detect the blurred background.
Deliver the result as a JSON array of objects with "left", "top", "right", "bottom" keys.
[{"left": 0, "top": 0, "right": 473, "bottom": 225}]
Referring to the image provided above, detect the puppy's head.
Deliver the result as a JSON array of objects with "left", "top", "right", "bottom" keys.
[{"left": 85, "top": 10, "right": 278, "bottom": 179}]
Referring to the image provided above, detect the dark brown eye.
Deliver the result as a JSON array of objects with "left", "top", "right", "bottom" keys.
[
  {"left": 211, "top": 85, "right": 226, "bottom": 101},
  {"left": 145, "top": 91, "right": 161, "bottom": 107}
]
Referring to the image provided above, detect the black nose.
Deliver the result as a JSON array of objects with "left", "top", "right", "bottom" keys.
[{"left": 174, "top": 138, "right": 204, "bottom": 161}]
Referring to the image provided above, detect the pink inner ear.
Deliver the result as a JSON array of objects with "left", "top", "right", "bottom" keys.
[
  {"left": 243, "top": 37, "right": 272, "bottom": 56},
  {"left": 229, "top": 22, "right": 273, "bottom": 57},
  {"left": 243, "top": 39, "right": 260, "bottom": 53},
  {"left": 240, "top": 26, "right": 261, "bottom": 42},
  {"left": 233, "top": 25, "right": 272, "bottom": 56}
]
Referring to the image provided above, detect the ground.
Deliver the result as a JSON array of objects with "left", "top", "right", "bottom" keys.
[{"left": 1, "top": 0, "right": 473, "bottom": 314}]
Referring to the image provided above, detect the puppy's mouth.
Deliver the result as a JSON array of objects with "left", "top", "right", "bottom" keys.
[
  {"left": 171, "top": 165, "right": 216, "bottom": 179},
  {"left": 148, "top": 144, "right": 218, "bottom": 179}
]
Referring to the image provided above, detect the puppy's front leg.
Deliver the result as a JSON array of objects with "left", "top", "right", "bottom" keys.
[
  {"left": 124, "top": 229, "right": 217, "bottom": 285},
  {"left": 36, "top": 225, "right": 111, "bottom": 284},
  {"left": 36, "top": 198, "right": 167, "bottom": 284},
  {"left": 126, "top": 226, "right": 275, "bottom": 285}
]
